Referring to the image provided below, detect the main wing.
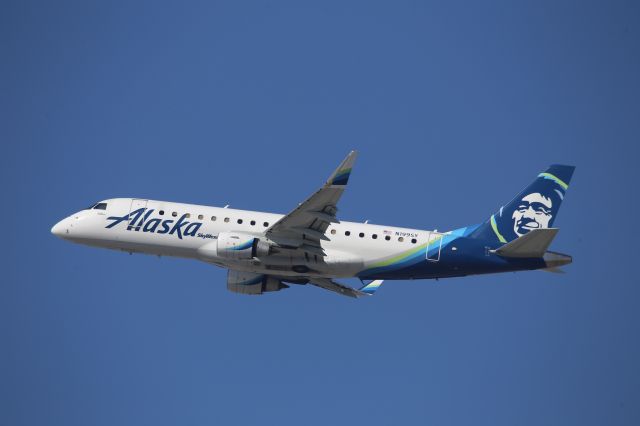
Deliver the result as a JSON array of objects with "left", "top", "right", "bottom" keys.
[
  {"left": 225, "top": 269, "right": 384, "bottom": 298},
  {"left": 265, "top": 150, "right": 357, "bottom": 256},
  {"left": 228, "top": 151, "right": 384, "bottom": 298}
]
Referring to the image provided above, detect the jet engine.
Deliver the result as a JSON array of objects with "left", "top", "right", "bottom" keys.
[
  {"left": 216, "top": 232, "right": 271, "bottom": 260},
  {"left": 227, "top": 270, "right": 288, "bottom": 295}
]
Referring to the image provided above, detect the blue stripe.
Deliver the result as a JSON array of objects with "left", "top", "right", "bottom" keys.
[
  {"left": 230, "top": 240, "right": 254, "bottom": 251},
  {"left": 236, "top": 275, "right": 264, "bottom": 286},
  {"left": 358, "top": 225, "right": 478, "bottom": 276},
  {"left": 331, "top": 169, "right": 351, "bottom": 185}
]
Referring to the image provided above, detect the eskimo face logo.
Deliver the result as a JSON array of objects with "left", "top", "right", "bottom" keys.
[
  {"left": 105, "top": 208, "right": 202, "bottom": 240},
  {"left": 511, "top": 193, "right": 553, "bottom": 236}
]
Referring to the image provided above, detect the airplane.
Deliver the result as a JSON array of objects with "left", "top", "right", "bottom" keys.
[{"left": 51, "top": 151, "right": 575, "bottom": 298}]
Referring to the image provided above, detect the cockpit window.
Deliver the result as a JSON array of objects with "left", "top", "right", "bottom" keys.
[{"left": 84, "top": 202, "right": 107, "bottom": 210}]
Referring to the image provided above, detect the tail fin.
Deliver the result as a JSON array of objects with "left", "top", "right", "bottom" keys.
[{"left": 471, "top": 165, "right": 575, "bottom": 244}]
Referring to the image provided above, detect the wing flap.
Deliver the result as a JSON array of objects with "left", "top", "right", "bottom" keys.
[
  {"left": 292, "top": 226, "right": 331, "bottom": 241},
  {"left": 307, "top": 210, "right": 340, "bottom": 223},
  {"left": 300, "top": 244, "right": 326, "bottom": 256}
]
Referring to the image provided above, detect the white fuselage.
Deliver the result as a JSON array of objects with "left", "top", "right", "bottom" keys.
[{"left": 52, "top": 198, "right": 440, "bottom": 279}]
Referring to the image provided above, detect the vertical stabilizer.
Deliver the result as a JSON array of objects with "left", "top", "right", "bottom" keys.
[{"left": 471, "top": 165, "right": 575, "bottom": 244}]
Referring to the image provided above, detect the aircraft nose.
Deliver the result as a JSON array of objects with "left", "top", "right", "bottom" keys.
[{"left": 51, "top": 219, "right": 68, "bottom": 238}]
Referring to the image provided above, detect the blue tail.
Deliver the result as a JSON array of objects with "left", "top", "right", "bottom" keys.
[{"left": 470, "top": 165, "right": 575, "bottom": 244}]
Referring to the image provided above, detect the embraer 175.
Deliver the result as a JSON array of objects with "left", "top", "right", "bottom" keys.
[{"left": 51, "top": 152, "right": 574, "bottom": 298}]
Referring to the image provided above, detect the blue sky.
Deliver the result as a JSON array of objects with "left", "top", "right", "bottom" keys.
[{"left": 2, "top": 1, "right": 639, "bottom": 425}]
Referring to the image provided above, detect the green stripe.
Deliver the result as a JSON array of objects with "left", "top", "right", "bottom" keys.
[
  {"left": 369, "top": 240, "right": 431, "bottom": 268},
  {"left": 334, "top": 168, "right": 351, "bottom": 178},
  {"left": 330, "top": 168, "right": 352, "bottom": 185},
  {"left": 490, "top": 215, "right": 507, "bottom": 243},
  {"left": 538, "top": 172, "right": 569, "bottom": 190}
]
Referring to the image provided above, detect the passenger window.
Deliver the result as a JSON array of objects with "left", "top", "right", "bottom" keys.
[
  {"left": 263, "top": 222, "right": 269, "bottom": 227},
  {"left": 198, "top": 214, "right": 204, "bottom": 220},
  {"left": 159, "top": 210, "right": 165, "bottom": 216},
  {"left": 172, "top": 212, "right": 178, "bottom": 217},
  {"left": 185, "top": 213, "right": 191, "bottom": 218},
  {"left": 398, "top": 237, "right": 404, "bottom": 242},
  {"left": 237, "top": 219, "right": 243, "bottom": 224},
  {"left": 211, "top": 216, "right": 216, "bottom": 221},
  {"left": 359, "top": 232, "right": 365, "bottom": 238},
  {"left": 330, "top": 229, "right": 336, "bottom": 235},
  {"left": 385, "top": 235, "right": 391, "bottom": 241},
  {"left": 411, "top": 238, "right": 417, "bottom": 244},
  {"left": 224, "top": 217, "right": 230, "bottom": 223},
  {"left": 250, "top": 220, "right": 256, "bottom": 226},
  {"left": 372, "top": 234, "right": 378, "bottom": 239},
  {"left": 345, "top": 231, "right": 351, "bottom": 236}
]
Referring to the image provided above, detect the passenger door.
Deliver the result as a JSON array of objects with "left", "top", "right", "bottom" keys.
[{"left": 426, "top": 231, "right": 444, "bottom": 261}]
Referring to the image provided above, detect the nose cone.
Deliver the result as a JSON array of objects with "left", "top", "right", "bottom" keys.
[{"left": 51, "top": 220, "right": 68, "bottom": 238}]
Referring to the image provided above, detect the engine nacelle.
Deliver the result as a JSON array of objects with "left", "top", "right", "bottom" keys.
[
  {"left": 216, "top": 232, "right": 272, "bottom": 260},
  {"left": 227, "top": 270, "right": 288, "bottom": 295}
]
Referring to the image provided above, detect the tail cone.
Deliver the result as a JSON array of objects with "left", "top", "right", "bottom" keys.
[{"left": 543, "top": 251, "right": 572, "bottom": 268}]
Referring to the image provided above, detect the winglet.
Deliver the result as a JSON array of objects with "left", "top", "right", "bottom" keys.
[
  {"left": 359, "top": 280, "right": 384, "bottom": 295},
  {"left": 327, "top": 150, "right": 358, "bottom": 186},
  {"left": 308, "top": 277, "right": 382, "bottom": 298}
]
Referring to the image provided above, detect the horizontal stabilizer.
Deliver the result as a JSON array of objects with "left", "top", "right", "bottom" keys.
[
  {"left": 541, "top": 267, "right": 566, "bottom": 274},
  {"left": 495, "top": 228, "right": 559, "bottom": 258}
]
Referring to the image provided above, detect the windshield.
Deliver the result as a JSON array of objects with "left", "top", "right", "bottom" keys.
[{"left": 84, "top": 202, "right": 108, "bottom": 210}]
